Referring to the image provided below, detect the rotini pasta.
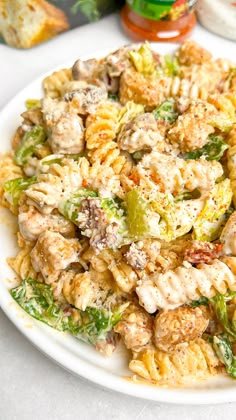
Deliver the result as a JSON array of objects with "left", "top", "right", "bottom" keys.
[
  {"left": 85, "top": 102, "right": 132, "bottom": 175},
  {"left": 7, "top": 244, "right": 38, "bottom": 281},
  {"left": 129, "top": 338, "right": 220, "bottom": 385},
  {"left": 136, "top": 259, "right": 236, "bottom": 312},
  {"left": 42, "top": 67, "right": 72, "bottom": 98}
]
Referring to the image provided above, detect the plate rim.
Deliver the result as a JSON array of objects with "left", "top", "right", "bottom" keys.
[{"left": 1, "top": 43, "right": 236, "bottom": 404}]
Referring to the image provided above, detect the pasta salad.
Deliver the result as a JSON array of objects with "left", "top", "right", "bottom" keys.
[{"left": 1, "top": 40, "right": 236, "bottom": 386}]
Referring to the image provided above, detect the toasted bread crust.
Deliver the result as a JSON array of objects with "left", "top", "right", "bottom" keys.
[{"left": 0, "top": 0, "right": 69, "bottom": 48}]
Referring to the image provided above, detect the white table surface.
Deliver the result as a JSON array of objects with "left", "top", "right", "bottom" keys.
[{"left": 1, "top": 13, "right": 236, "bottom": 420}]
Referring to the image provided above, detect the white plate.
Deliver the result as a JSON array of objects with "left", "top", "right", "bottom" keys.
[{"left": 1, "top": 44, "right": 236, "bottom": 404}]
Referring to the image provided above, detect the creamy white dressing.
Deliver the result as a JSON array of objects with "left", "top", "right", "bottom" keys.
[{"left": 136, "top": 259, "right": 236, "bottom": 312}]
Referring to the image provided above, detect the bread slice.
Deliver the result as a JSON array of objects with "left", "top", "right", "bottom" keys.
[{"left": 0, "top": 0, "right": 70, "bottom": 48}]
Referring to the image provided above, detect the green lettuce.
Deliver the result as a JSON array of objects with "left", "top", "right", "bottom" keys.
[
  {"left": 129, "top": 43, "right": 156, "bottom": 76},
  {"left": 210, "top": 290, "right": 236, "bottom": 341},
  {"left": 11, "top": 278, "right": 71, "bottom": 331},
  {"left": 126, "top": 188, "right": 202, "bottom": 242},
  {"left": 59, "top": 189, "right": 98, "bottom": 225},
  {"left": 59, "top": 191, "right": 127, "bottom": 241},
  {"left": 118, "top": 101, "right": 144, "bottom": 128},
  {"left": 126, "top": 188, "right": 161, "bottom": 239},
  {"left": 3, "top": 176, "right": 37, "bottom": 206},
  {"left": 193, "top": 179, "right": 232, "bottom": 242},
  {"left": 40, "top": 153, "right": 84, "bottom": 167},
  {"left": 162, "top": 54, "right": 179, "bottom": 77},
  {"left": 14, "top": 125, "right": 47, "bottom": 166},
  {"left": 153, "top": 98, "right": 178, "bottom": 123},
  {"left": 11, "top": 278, "right": 124, "bottom": 345},
  {"left": 75, "top": 306, "right": 123, "bottom": 345},
  {"left": 183, "top": 135, "right": 229, "bottom": 161},
  {"left": 25, "top": 99, "right": 41, "bottom": 110},
  {"left": 213, "top": 335, "right": 236, "bottom": 378}
]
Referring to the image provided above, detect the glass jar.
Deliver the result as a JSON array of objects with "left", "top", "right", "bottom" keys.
[{"left": 121, "top": 0, "right": 197, "bottom": 42}]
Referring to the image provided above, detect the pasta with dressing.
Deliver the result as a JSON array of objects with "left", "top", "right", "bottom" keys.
[{"left": 1, "top": 40, "right": 236, "bottom": 384}]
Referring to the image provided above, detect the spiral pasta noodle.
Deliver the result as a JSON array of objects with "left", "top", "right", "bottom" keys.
[
  {"left": 129, "top": 338, "right": 220, "bottom": 385},
  {"left": 7, "top": 245, "right": 38, "bottom": 281},
  {"left": 26, "top": 158, "right": 90, "bottom": 213},
  {"left": 136, "top": 259, "right": 236, "bottom": 312},
  {"left": 42, "top": 67, "right": 72, "bottom": 98},
  {"left": 85, "top": 102, "right": 132, "bottom": 175}
]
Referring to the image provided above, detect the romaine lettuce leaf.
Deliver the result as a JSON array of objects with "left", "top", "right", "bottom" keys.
[
  {"left": 126, "top": 188, "right": 161, "bottom": 239},
  {"left": 126, "top": 188, "right": 201, "bottom": 241},
  {"left": 183, "top": 134, "right": 229, "bottom": 161},
  {"left": 118, "top": 101, "right": 144, "bottom": 128},
  {"left": 11, "top": 278, "right": 70, "bottom": 331},
  {"left": 25, "top": 99, "right": 41, "bottom": 110},
  {"left": 3, "top": 176, "right": 37, "bottom": 206},
  {"left": 210, "top": 290, "right": 236, "bottom": 341},
  {"left": 193, "top": 179, "right": 232, "bottom": 242},
  {"left": 162, "top": 54, "right": 179, "bottom": 77},
  {"left": 129, "top": 43, "right": 156, "bottom": 76},
  {"left": 14, "top": 125, "right": 47, "bottom": 166},
  {"left": 59, "top": 189, "right": 98, "bottom": 225},
  {"left": 213, "top": 335, "right": 236, "bottom": 378},
  {"left": 11, "top": 278, "right": 125, "bottom": 345},
  {"left": 153, "top": 98, "right": 178, "bottom": 123}
]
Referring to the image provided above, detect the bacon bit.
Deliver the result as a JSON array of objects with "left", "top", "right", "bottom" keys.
[
  {"left": 128, "top": 173, "right": 140, "bottom": 185},
  {"left": 184, "top": 241, "right": 223, "bottom": 264},
  {"left": 82, "top": 178, "right": 88, "bottom": 188}
]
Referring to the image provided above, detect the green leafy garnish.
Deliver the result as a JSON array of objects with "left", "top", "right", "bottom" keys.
[
  {"left": 189, "top": 296, "right": 209, "bottom": 308},
  {"left": 183, "top": 135, "right": 229, "bottom": 161},
  {"left": 153, "top": 98, "right": 178, "bottom": 123},
  {"left": 59, "top": 189, "right": 97, "bottom": 225},
  {"left": 11, "top": 278, "right": 124, "bottom": 345},
  {"left": 129, "top": 43, "right": 156, "bottom": 76},
  {"left": 126, "top": 188, "right": 158, "bottom": 239},
  {"left": 213, "top": 335, "right": 236, "bottom": 378},
  {"left": 25, "top": 99, "right": 41, "bottom": 110},
  {"left": 162, "top": 55, "right": 179, "bottom": 77},
  {"left": 3, "top": 176, "right": 37, "bottom": 206},
  {"left": 75, "top": 306, "right": 123, "bottom": 345},
  {"left": 193, "top": 179, "right": 232, "bottom": 241},
  {"left": 126, "top": 188, "right": 201, "bottom": 242},
  {"left": 210, "top": 291, "right": 236, "bottom": 341},
  {"left": 11, "top": 278, "right": 71, "bottom": 331},
  {"left": 14, "top": 125, "right": 47, "bottom": 166},
  {"left": 40, "top": 153, "right": 84, "bottom": 166},
  {"left": 118, "top": 101, "right": 144, "bottom": 128}
]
